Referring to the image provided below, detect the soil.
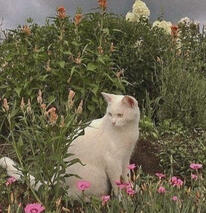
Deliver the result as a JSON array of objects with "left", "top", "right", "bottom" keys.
[{"left": 130, "top": 139, "right": 161, "bottom": 175}]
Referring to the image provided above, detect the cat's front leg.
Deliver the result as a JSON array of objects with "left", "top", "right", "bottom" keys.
[
  {"left": 106, "top": 162, "right": 123, "bottom": 196},
  {"left": 122, "top": 159, "right": 130, "bottom": 182}
]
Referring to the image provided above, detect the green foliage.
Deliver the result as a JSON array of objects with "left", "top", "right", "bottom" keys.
[
  {"left": 107, "top": 16, "right": 173, "bottom": 107},
  {"left": 0, "top": 13, "right": 124, "bottom": 121},
  {"left": 157, "top": 124, "right": 206, "bottom": 180},
  {"left": 158, "top": 59, "right": 206, "bottom": 128},
  {"left": 0, "top": 95, "right": 84, "bottom": 210}
]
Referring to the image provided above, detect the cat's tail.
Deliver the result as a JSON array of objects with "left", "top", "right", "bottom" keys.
[{"left": 0, "top": 157, "right": 42, "bottom": 190}]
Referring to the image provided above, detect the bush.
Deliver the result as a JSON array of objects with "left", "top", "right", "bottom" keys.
[
  {"left": 108, "top": 17, "right": 173, "bottom": 107},
  {"left": 158, "top": 58, "right": 206, "bottom": 128},
  {"left": 0, "top": 12, "right": 124, "bottom": 121}
]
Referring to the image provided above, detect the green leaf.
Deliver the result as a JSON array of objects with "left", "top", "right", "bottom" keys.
[
  {"left": 15, "top": 87, "right": 22, "bottom": 97},
  {"left": 59, "top": 61, "right": 65, "bottom": 68},
  {"left": 103, "top": 28, "right": 109, "bottom": 35},
  {"left": 87, "top": 63, "right": 97, "bottom": 71}
]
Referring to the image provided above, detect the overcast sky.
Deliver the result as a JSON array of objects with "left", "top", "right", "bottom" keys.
[{"left": 0, "top": 0, "right": 206, "bottom": 29}]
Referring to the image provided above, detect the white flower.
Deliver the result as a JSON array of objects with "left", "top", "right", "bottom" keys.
[
  {"left": 132, "top": 0, "right": 150, "bottom": 18},
  {"left": 134, "top": 39, "right": 143, "bottom": 48},
  {"left": 152, "top": 20, "right": 172, "bottom": 34},
  {"left": 194, "top": 20, "right": 200, "bottom": 26},
  {"left": 125, "top": 11, "right": 137, "bottom": 22},
  {"left": 178, "top": 17, "right": 192, "bottom": 26}
]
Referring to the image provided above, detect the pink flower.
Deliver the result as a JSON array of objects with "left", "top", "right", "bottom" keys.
[
  {"left": 190, "top": 163, "right": 203, "bottom": 171},
  {"left": 170, "top": 176, "right": 183, "bottom": 187},
  {"left": 115, "top": 180, "right": 130, "bottom": 189},
  {"left": 5, "top": 176, "right": 16, "bottom": 186},
  {"left": 155, "top": 173, "right": 166, "bottom": 180},
  {"left": 191, "top": 174, "right": 198, "bottom": 180},
  {"left": 77, "top": 180, "right": 91, "bottom": 191},
  {"left": 172, "top": 196, "right": 178, "bottom": 201},
  {"left": 157, "top": 186, "right": 166, "bottom": 194},
  {"left": 126, "top": 187, "right": 135, "bottom": 196},
  {"left": 127, "top": 163, "right": 136, "bottom": 170},
  {"left": 24, "top": 203, "right": 45, "bottom": 213},
  {"left": 101, "top": 195, "right": 110, "bottom": 205}
]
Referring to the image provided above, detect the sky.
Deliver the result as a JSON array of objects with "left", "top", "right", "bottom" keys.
[{"left": 0, "top": 0, "right": 206, "bottom": 29}]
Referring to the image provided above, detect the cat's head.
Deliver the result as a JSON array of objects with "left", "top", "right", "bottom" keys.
[{"left": 102, "top": 92, "right": 140, "bottom": 127}]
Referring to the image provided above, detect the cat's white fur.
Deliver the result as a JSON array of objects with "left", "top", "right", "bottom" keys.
[
  {"left": 65, "top": 92, "right": 140, "bottom": 197},
  {"left": 0, "top": 92, "right": 140, "bottom": 198}
]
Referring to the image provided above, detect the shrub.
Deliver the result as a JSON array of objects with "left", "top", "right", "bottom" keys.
[
  {"left": 108, "top": 16, "right": 173, "bottom": 107},
  {"left": 0, "top": 11, "right": 124, "bottom": 121},
  {"left": 157, "top": 58, "right": 206, "bottom": 128}
]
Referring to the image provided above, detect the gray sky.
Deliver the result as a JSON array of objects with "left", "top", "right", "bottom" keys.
[{"left": 0, "top": 0, "right": 206, "bottom": 29}]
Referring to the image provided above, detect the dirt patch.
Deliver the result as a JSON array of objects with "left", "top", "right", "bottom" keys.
[{"left": 130, "top": 139, "right": 161, "bottom": 175}]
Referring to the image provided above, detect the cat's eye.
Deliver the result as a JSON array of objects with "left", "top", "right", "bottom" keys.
[
  {"left": 117, "top": 113, "right": 123, "bottom": 118},
  {"left": 108, "top": 112, "right": 112, "bottom": 116}
]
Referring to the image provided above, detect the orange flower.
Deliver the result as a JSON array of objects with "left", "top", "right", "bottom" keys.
[
  {"left": 41, "top": 103, "right": 47, "bottom": 111},
  {"left": 171, "top": 25, "right": 178, "bottom": 39},
  {"left": 98, "top": 0, "right": 107, "bottom": 10},
  {"left": 47, "top": 107, "right": 58, "bottom": 125},
  {"left": 74, "top": 13, "right": 83, "bottom": 25},
  {"left": 22, "top": 25, "right": 31, "bottom": 36},
  {"left": 57, "top": 6, "right": 66, "bottom": 14},
  {"left": 57, "top": 6, "right": 66, "bottom": 19}
]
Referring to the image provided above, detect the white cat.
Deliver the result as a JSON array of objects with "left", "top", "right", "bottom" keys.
[
  {"left": 65, "top": 92, "right": 140, "bottom": 197},
  {"left": 0, "top": 92, "right": 140, "bottom": 198}
]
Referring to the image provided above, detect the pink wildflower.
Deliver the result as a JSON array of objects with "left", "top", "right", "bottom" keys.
[
  {"left": 115, "top": 180, "right": 130, "bottom": 190},
  {"left": 170, "top": 176, "right": 183, "bottom": 187},
  {"left": 191, "top": 174, "right": 198, "bottom": 180},
  {"left": 155, "top": 172, "right": 166, "bottom": 180},
  {"left": 190, "top": 163, "right": 203, "bottom": 171},
  {"left": 157, "top": 186, "right": 166, "bottom": 194},
  {"left": 77, "top": 180, "right": 91, "bottom": 191},
  {"left": 127, "top": 163, "right": 136, "bottom": 170},
  {"left": 101, "top": 195, "right": 110, "bottom": 205},
  {"left": 24, "top": 203, "right": 45, "bottom": 213},
  {"left": 172, "top": 196, "right": 178, "bottom": 201},
  {"left": 5, "top": 176, "right": 16, "bottom": 186},
  {"left": 126, "top": 186, "right": 135, "bottom": 196}
]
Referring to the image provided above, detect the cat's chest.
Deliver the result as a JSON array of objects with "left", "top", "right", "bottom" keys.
[{"left": 106, "top": 128, "right": 138, "bottom": 151}]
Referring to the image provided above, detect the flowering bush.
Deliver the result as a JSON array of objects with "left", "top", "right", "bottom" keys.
[
  {"left": 152, "top": 20, "right": 172, "bottom": 34},
  {"left": 126, "top": 0, "right": 150, "bottom": 22}
]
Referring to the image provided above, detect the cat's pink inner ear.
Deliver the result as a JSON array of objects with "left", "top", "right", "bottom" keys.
[
  {"left": 101, "top": 92, "right": 112, "bottom": 103},
  {"left": 122, "top": 96, "right": 136, "bottom": 108}
]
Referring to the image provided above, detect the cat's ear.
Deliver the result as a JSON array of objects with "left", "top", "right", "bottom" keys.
[
  {"left": 101, "top": 92, "right": 113, "bottom": 103},
  {"left": 122, "top": 96, "right": 137, "bottom": 108}
]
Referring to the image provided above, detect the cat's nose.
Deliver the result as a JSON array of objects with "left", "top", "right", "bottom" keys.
[{"left": 112, "top": 121, "right": 116, "bottom": 126}]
